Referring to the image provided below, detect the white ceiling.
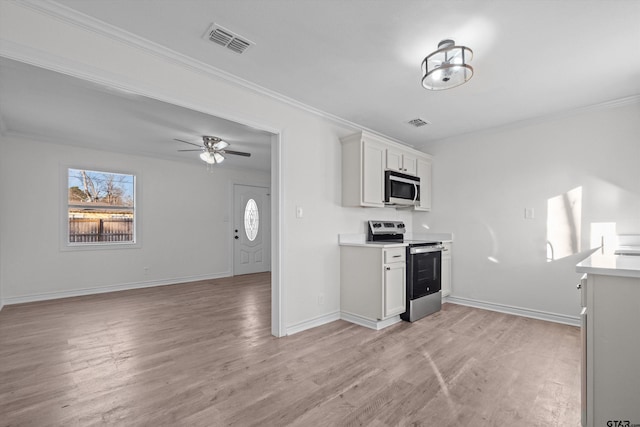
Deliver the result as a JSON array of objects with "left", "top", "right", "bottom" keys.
[
  {"left": 2, "top": 0, "right": 639, "bottom": 162},
  {"left": 0, "top": 57, "right": 273, "bottom": 171}
]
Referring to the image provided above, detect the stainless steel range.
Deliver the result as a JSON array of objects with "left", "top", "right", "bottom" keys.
[{"left": 367, "top": 220, "right": 443, "bottom": 321}]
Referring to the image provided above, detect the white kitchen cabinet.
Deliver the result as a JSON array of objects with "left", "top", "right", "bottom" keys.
[
  {"left": 341, "top": 130, "right": 433, "bottom": 210},
  {"left": 341, "top": 132, "right": 385, "bottom": 207},
  {"left": 415, "top": 157, "right": 432, "bottom": 211},
  {"left": 384, "top": 261, "right": 406, "bottom": 318},
  {"left": 340, "top": 245, "right": 406, "bottom": 329},
  {"left": 386, "top": 147, "right": 417, "bottom": 175},
  {"left": 580, "top": 272, "right": 640, "bottom": 426},
  {"left": 441, "top": 242, "right": 452, "bottom": 297}
]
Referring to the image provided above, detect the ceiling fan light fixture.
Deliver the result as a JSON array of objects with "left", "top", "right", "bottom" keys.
[
  {"left": 214, "top": 140, "right": 229, "bottom": 150},
  {"left": 175, "top": 135, "right": 249, "bottom": 165},
  {"left": 199, "top": 151, "right": 225, "bottom": 164},
  {"left": 421, "top": 39, "right": 473, "bottom": 90}
]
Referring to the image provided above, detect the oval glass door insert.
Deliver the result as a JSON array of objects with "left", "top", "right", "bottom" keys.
[{"left": 244, "top": 198, "right": 259, "bottom": 241}]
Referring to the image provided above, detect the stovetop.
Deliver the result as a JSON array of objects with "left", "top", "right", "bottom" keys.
[{"left": 366, "top": 221, "right": 441, "bottom": 246}]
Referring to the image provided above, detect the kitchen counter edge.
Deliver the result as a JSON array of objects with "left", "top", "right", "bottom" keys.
[{"left": 576, "top": 253, "right": 640, "bottom": 279}]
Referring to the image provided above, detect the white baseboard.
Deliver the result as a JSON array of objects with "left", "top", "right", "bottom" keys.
[
  {"left": 2, "top": 272, "right": 232, "bottom": 306},
  {"left": 285, "top": 311, "right": 341, "bottom": 336},
  {"left": 340, "top": 312, "right": 402, "bottom": 330},
  {"left": 445, "top": 295, "right": 580, "bottom": 327}
]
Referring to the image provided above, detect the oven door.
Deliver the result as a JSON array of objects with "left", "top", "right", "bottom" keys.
[
  {"left": 407, "top": 247, "right": 441, "bottom": 299},
  {"left": 385, "top": 170, "right": 420, "bottom": 205}
]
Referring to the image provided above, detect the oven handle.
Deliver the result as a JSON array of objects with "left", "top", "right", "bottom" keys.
[{"left": 409, "top": 246, "right": 443, "bottom": 254}]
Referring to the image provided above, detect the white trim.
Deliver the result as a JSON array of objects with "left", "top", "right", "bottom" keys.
[
  {"left": 340, "top": 312, "right": 403, "bottom": 330},
  {"left": 2, "top": 271, "right": 231, "bottom": 306},
  {"left": 271, "top": 133, "right": 284, "bottom": 337},
  {"left": 430, "top": 94, "right": 640, "bottom": 145},
  {"left": 446, "top": 295, "right": 580, "bottom": 327},
  {"left": 286, "top": 311, "right": 341, "bottom": 336}
]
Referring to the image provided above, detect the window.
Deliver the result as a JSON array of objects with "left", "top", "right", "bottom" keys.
[
  {"left": 244, "top": 198, "right": 259, "bottom": 241},
  {"left": 66, "top": 168, "right": 136, "bottom": 246}
]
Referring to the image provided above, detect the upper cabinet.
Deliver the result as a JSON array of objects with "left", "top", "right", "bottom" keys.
[
  {"left": 341, "top": 131, "right": 432, "bottom": 210},
  {"left": 386, "top": 147, "right": 417, "bottom": 176},
  {"left": 415, "top": 157, "right": 432, "bottom": 211},
  {"left": 341, "top": 132, "right": 386, "bottom": 207}
]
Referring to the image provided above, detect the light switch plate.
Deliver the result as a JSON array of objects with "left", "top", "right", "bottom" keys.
[
  {"left": 296, "top": 206, "right": 303, "bottom": 218},
  {"left": 524, "top": 208, "right": 535, "bottom": 219}
]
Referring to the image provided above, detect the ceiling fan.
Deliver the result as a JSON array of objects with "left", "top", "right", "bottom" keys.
[{"left": 174, "top": 135, "right": 251, "bottom": 164}]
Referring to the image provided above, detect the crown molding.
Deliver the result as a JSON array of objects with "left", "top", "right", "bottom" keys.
[
  {"left": 17, "top": 0, "right": 406, "bottom": 145},
  {"left": 422, "top": 93, "right": 640, "bottom": 147}
]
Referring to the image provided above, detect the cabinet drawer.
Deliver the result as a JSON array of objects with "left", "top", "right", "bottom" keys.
[{"left": 384, "top": 247, "right": 406, "bottom": 263}]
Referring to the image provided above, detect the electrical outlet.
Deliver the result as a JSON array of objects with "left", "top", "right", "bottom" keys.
[
  {"left": 317, "top": 293, "right": 325, "bottom": 305},
  {"left": 296, "top": 206, "right": 304, "bottom": 218},
  {"left": 524, "top": 208, "right": 535, "bottom": 219}
]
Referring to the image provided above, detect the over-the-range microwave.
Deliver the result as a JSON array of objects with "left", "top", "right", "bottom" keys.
[{"left": 384, "top": 170, "right": 420, "bottom": 206}]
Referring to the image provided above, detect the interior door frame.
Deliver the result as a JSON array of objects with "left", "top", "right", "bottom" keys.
[{"left": 0, "top": 49, "right": 286, "bottom": 337}]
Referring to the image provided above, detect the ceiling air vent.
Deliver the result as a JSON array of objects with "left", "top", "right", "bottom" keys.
[
  {"left": 204, "top": 23, "right": 254, "bottom": 54},
  {"left": 407, "top": 118, "right": 430, "bottom": 127}
]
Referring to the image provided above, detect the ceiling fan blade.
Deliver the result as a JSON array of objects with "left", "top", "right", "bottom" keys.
[
  {"left": 174, "top": 138, "right": 203, "bottom": 148},
  {"left": 223, "top": 150, "right": 251, "bottom": 157},
  {"left": 177, "top": 149, "right": 204, "bottom": 152}
]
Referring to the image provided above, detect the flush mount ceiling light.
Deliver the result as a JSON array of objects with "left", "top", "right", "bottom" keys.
[{"left": 421, "top": 39, "right": 473, "bottom": 90}]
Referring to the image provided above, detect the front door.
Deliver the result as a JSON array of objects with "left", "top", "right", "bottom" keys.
[{"left": 233, "top": 184, "right": 270, "bottom": 275}]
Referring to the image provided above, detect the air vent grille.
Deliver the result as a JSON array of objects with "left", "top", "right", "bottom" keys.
[
  {"left": 407, "top": 118, "right": 430, "bottom": 127},
  {"left": 227, "top": 38, "right": 251, "bottom": 54},
  {"left": 204, "top": 23, "right": 254, "bottom": 54}
]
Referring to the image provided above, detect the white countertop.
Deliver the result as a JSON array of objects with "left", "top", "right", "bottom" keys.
[
  {"left": 576, "top": 253, "right": 640, "bottom": 278},
  {"left": 338, "top": 234, "right": 407, "bottom": 248}
]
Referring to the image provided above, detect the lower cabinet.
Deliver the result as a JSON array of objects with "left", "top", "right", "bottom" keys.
[
  {"left": 340, "top": 245, "right": 406, "bottom": 329},
  {"left": 441, "top": 242, "right": 452, "bottom": 297},
  {"left": 383, "top": 262, "right": 406, "bottom": 318},
  {"left": 583, "top": 273, "right": 640, "bottom": 426}
]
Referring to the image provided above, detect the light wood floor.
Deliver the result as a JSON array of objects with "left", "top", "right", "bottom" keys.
[{"left": 0, "top": 273, "right": 580, "bottom": 426}]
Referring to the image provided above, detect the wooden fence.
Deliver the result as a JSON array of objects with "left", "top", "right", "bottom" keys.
[{"left": 69, "top": 218, "right": 133, "bottom": 242}]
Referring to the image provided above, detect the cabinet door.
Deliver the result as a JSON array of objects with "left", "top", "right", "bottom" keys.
[
  {"left": 362, "top": 140, "right": 385, "bottom": 206},
  {"left": 402, "top": 153, "right": 418, "bottom": 175},
  {"left": 383, "top": 263, "right": 406, "bottom": 318},
  {"left": 415, "top": 157, "right": 432, "bottom": 211},
  {"left": 385, "top": 148, "right": 403, "bottom": 172},
  {"left": 441, "top": 244, "right": 452, "bottom": 297}
]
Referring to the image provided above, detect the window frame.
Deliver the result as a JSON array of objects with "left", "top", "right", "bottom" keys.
[{"left": 60, "top": 164, "right": 142, "bottom": 251}]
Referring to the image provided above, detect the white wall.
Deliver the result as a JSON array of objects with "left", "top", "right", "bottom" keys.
[
  {"left": 416, "top": 102, "right": 640, "bottom": 322},
  {"left": 0, "top": 2, "right": 414, "bottom": 332},
  {"left": 0, "top": 134, "right": 270, "bottom": 301}
]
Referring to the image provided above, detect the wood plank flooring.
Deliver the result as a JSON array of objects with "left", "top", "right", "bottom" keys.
[{"left": 0, "top": 273, "right": 580, "bottom": 426}]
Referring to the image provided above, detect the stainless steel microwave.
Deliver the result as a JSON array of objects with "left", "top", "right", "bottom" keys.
[{"left": 384, "top": 170, "right": 420, "bottom": 206}]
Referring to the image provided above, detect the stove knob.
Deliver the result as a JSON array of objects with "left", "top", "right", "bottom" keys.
[{"left": 373, "top": 223, "right": 382, "bottom": 228}]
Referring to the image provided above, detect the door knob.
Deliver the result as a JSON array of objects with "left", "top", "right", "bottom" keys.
[{"left": 234, "top": 236, "right": 239, "bottom": 240}]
